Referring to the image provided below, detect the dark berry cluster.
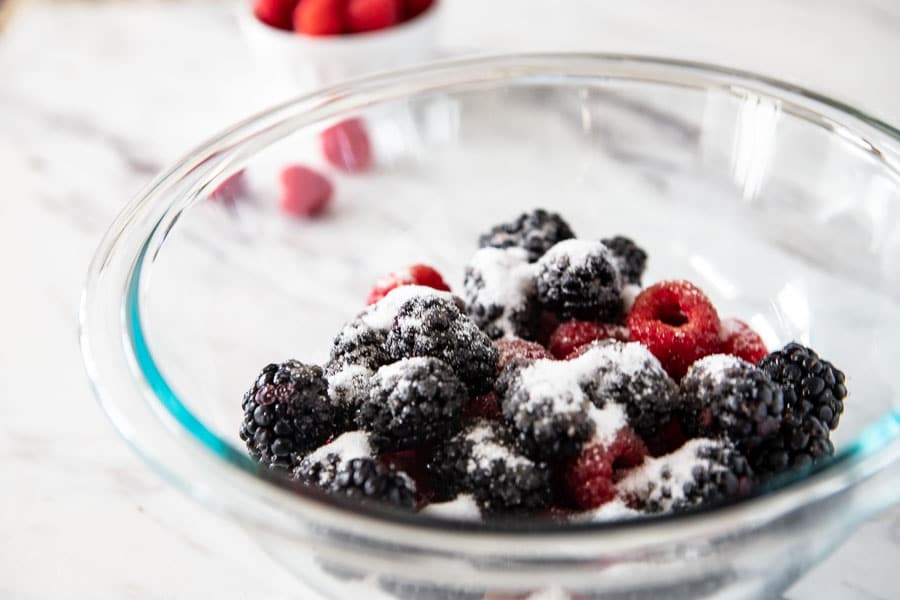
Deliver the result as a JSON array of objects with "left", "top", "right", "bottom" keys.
[{"left": 238, "top": 209, "right": 851, "bottom": 524}]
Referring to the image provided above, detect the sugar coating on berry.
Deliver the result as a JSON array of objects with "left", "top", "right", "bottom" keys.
[
  {"left": 464, "top": 247, "right": 540, "bottom": 340},
  {"left": 478, "top": 209, "right": 576, "bottom": 263},
  {"left": 362, "top": 285, "right": 457, "bottom": 330},
  {"left": 359, "top": 357, "right": 466, "bottom": 451},
  {"left": 573, "top": 498, "right": 643, "bottom": 523},
  {"left": 536, "top": 239, "right": 623, "bottom": 320},
  {"left": 421, "top": 494, "right": 481, "bottom": 521},
  {"left": 618, "top": 438, "right": 753, "bottom": 513},
  {"left": 680, "top": 354, "right": 784, "bottom": 450},
  {"left": 386, "top": 294, "right": 498, "bottom": 394},
  {"left": 297, "top": 430, "right": 375, "bottom": 487},
  {"left": 326, "top": 364, "right": 372, "bottom": 413},
  {"left": 719, "top": 318, "right": 768, "bottom": 364}
]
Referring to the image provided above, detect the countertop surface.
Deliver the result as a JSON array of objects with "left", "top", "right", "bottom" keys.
[{"left": 1, "top": 1, "right": 899, "bottom": 598}]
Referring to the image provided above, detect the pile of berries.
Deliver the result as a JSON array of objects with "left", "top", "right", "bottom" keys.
[
  {"left": 254, "top": 0, "right": 435, "bottom": 36},
  {"left": 239, "top": 209, "right": 849, "bottom": 522}
]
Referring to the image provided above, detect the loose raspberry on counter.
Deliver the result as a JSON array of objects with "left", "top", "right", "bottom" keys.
[
  {"left": 719, "top": 318, "right": 768, "bottom": 364},
  {"left": 279, "top": 164, "right": 333, "bottom": 217},
  {"left": 293, "top": 0, "right": 344, "bottom": 35},
  {"left": 548, "top": 320, "right": 630, "bottom": 359},
  {"left": 254, "top": 0, "right": 299, "bottom": 30},
  {"left": 208, "top": 170, "right": 246, "bottom": 203},
  {"left": 321, "top": 118, "right": 373, "bottom": 172},
  {"left": 626, "top": 280, "right": 721, "bottom": 379},
  {"left": 560, "top": 427, "right": 647, "bottom": 510},
  {"left": 366, "top": 264, "right": 451, "bottom": 305},
  {"left": 346, "top": 0, "right": 400, "bottom": 33}
]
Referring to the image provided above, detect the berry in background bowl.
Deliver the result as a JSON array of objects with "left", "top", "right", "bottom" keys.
[
  {"left": 81, "top": 56, "right": 900, "bottom": 599},
  {"left": 240, "top": 0, "right": 442, "bottom": 90}
]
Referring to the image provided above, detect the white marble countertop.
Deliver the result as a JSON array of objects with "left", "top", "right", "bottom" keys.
[{"left": 1, "top": 1, "right": 898, "bottom": 598}]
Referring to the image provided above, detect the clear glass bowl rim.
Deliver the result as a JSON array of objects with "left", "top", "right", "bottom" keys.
[{"left": 80, "top": 53, "right": 900, "bottom": 555}]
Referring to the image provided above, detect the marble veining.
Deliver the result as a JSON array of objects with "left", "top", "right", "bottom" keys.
[{"left": 1, "top": 1, "right": 898, "bottom": 599}]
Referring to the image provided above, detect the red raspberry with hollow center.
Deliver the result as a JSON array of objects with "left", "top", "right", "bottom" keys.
[
  {"left": 346, "top": 0, "right": 400, "bottom": 33},
  {"left": 560, "top": 428, "right": 648, "bottom": 510},
  {"left": 719, "top": 318, "right": 768, "bottom": 364},
  {"left": 321, "top": 118, "right": 373, "bottom": 172},
  {"left": 366, "top": 264, "right": 451, "bottom": 305},
  {"left": 253, "top": 0, "right": 299, "bottom": 31},
  {"left": 379, "top": 447, "right": 433, "bottom": 505},
  {"left": 293, "top": 0, "right": 344, "bottom": 35},
  {"left": 279, "top": 164, "right": 333, "bottom": 217},
  {"left": 463, "top": 391, "right": 503, "bottom": 422},
  {"left": 494, "top": 337, "right": 552, "bottom": 372},
  {"left": 548, "top": 320, "right": 631, "bottom": 359},
  {"left": 626, "top": 280, "right": 721, "bottom": 379}
]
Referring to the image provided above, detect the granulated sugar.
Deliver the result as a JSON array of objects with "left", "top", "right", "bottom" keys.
[
  {"left": 421, "top": 494, "right": 481, "bottom": 521},
  {"left": 360, "top": 285, "right": 455, "bottom": 331},
  {"left": 465, "top": 246, "right": 537, "bottom": 337},
  {"left": 540, "top": 239, "right": 609, "bottom": 266},
  {"left": 575, "top": 498, "right": 643, "bottom": 523},
  {"left": 685, "top": 353, "right": 746, "bottom": 384},
  {"left": 466, "top": 422, "right": 532, "bottom": 472},
  {"left": 327, "top": 364, "right": 372, "bottom": 405},
  {"left": 585, "top": 403, "right": 627, "bottom": 446},
  {"left": 305, "top": 430, "right": 373, "bottom": 464}
]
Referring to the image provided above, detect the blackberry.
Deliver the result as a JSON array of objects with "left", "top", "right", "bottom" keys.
[
  {"left": 358, "top": 357, "right": 467, "bottom": 452},
  {"left": 385, "top": 295, "right": 498, "bottom": 394},
  {"left": 428, "top": 420, "right": 552, "bottom": 515},
  {"left": 497, "top": 358, "right": 595, "bottom": 461},
  {"left": 619, "top": 439, "right": 754, "bottom": 513},
  {"left": 535, "top": 239, "right": 623, "bottom": 321},
  {"left": 478, "top": 209, "right": 576, "bottom": 262},
  {"left": 679, "top": 355, "right": 784, "bottom": 451},
  {"left": 601, "top": 235, "right": 647, "bottom": 286},
  {"left": 578, "top": 341, "right": 679, "bottom": 438},
  {"left": 293, "top": 431, "right": 374, "bottom": 488},
  {"left": 326, "top": 365, "right": 372, "bottom": 427},
  {"left": 239, "top": 361, "right": 343, "bottom": 470},
  {"left": 332, "top": 458, "right": 417, "bottom": 510},
  {"left": 751, "top": 343, "right": 848, "bottom": 477},
  {"left": 464, "top": 247, "right": 541, "bottom": 340},
  {"left": 327, "top": 318, "right": 390, "bottom": 373}
]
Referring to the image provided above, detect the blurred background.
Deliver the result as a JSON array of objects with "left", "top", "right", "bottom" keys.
[{"left": 1, "top": 1, "right": 898, "bottom": 598}]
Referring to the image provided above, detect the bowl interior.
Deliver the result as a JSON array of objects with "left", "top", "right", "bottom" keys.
[{"left": 136, "top": 63, "right": 900, "bottom": 503}]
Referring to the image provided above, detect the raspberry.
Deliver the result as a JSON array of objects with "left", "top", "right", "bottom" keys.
[
  {"left": 494, "top": 337, "right": 551, "bottom": 371},
  {"left": 239, "top": 361, "right": 345, "bottom": 470},
  {"left": 209, "top": 170, "right": 246, "bottom": 203},
  {"left": 752, "top": 343, "right": 847, "bottom": 477},
  {"left": 479, "top": 209, "right": 576, "bottom": 263},
  {"left": 464, "top": 247, "right": 540, "bottom": 340},
  {"left": 428, "top": 420, "right": 552, "bottom": 515},
  {"left": 379, "top": 447, "right": 434, "bottom": 504},
  {"left": 253, "top": 0, "right": 299, "bottom": 30},
  {"left": 402, "top": 0, "right": 434, "bottom": 20},
  {"left": 385, "top": 295, "right": 498, "bottom": 394},
  {"left": 619, "top": 438, "right": 754, "bottom": 513},
  {"left": 321, "top": 118, "right": 373, "bottom": 172},
  {"left": 536, "top": 240, "right": 623, "bottom": 321},
  {"left": 643, "top": 417, "right": 688, "bottom": 457},
  {"left": 680, "top": 354, "right": 784, "bottom": 451},
  {"left": 626, "top": 280, "right": 721, "bottom": 379},
  {"left": 601, "top": 235, "right": 647, "bottom": 286},
  {"left": 719, "top": 318, "right": 768, "bottom": 364},
  {"left": 346, "top": 0, "right": 400, "bottom": 33},
  {"left": 279, "top": 164, "right": 333, "bottom": 217},
  {"left": 293, "top": 0, "right": 344, "bottom": 35},
  {"left": 560, "top": 427, "right": 647, "bottom": 510},
  {"left": 359, "top": 357, "right": 466, "bottom": 451},
  {"left": 548, "top": 320, "right": 630, "bottom": 359},
  {"left": 366, "top": 264, "right": 451, "bottom": 305},
  {"left": 463, "top": 392, "right": 503, "bottom": 422}
]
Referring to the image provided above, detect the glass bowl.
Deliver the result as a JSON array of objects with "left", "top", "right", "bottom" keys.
[{"left": 81, "top": 54, "right": 900, "bottom": 599}]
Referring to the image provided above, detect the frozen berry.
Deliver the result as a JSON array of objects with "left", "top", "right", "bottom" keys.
[
  {"left": 403, "top": 0, "right": 434, "bottom": 20},
  {"left": 334, "top": 458, "right": 417, "bottom": 509},
  {"left": 239, "top": 361, "right": 344, "bottom": 470},
  {"left": 494, "top": 337, "right": 551, "bottom": 372},
  {"left": 386, "top": 295, "right": 498, "bottom": 394},
  {"left": 548, "top": 320, "right": 630, "bottom": 359},
  {"left": 643, "top": 417, "right": 689, "bottom": 457},
  {"left": 601, "top": 235, "right": 647, "bottom": 286},
  {"left": 293, "top": 0, "right": 344, "bottom": 35},
  {"left": 536, "top": 240, "right": 623, "bottom": 321},
  {"left": 751, "top": 343, "right": 847, "bottom": 477},
  {"left": 379, "top": 447, "right": 434, "bottom": 504},
  {"left": 253, "top": 0, "right": 299, "bottom": 30},
  {"left": 327, "top": 318, "right": 390, "bottom": 373},
  {"left": 626, "top": 280, "right": 721, "bottom": 379},
  {"left": 209, "top": 170, "right": 246, "bottom": 203},
  {"left": 367, "top": 264, "right": 451, "bottom": 305},
  {"left": 464, "top": 247, "right": 540, "bottom": 340},
  {"left": 561, "top": 427, "right": 647, "bottom": 510},
  {"left": 294, "top": 430, "right": 375, "bottom": 487},
  {"left": 359, "top": 357, "right": 466, "bottom": 451},
  {"left": 680, "top": 354, "right": 784, "bottom": 451},
  {"left": 463, "top": 392, "right": 503, "bottom": 422},
  {"left": 619, "top": 438, "right": 754, "bottom": 513},
  {"left": 720, "top": 318, "right": 767, "bottom": 364},
  {"left": 321, "top": 118, "right": 373, "bottom": 172},
  {"left": 279, "top": 164, "right": 333, "bottom": 217},
  {"left": 346, "top": 0, "right": 400, "bottom": 33},
  {"left": 479, "top": 209, "right": 575, "bottom": 262}
]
